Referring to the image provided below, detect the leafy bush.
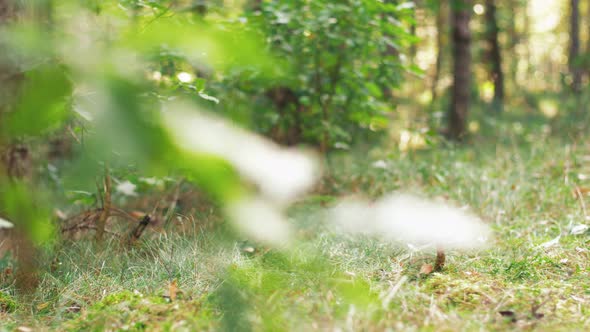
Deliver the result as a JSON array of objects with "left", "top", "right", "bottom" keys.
[{"left": 215, "top": 0, "right": 418, "bottom": 149}]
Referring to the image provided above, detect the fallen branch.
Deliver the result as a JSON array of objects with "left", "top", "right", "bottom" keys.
[
  {"left": 62, "top": 224, "right": 120, "bottom": 237},
  {"left": 96, "top": 166, "right": 111, "bottom": 243}
]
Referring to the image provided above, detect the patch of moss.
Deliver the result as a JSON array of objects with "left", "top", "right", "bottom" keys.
[
  {"left": 0, "top": 291, "right": 16, "bottom": 313},
  {"left": 90, "top": 290, "right": 140, "bottom": 310},
  {"left": 422, "top": 274, "right": 495, "bottom": 310},
  {"left": 64, "top": 290, "right": 217, "bottom": 332}
]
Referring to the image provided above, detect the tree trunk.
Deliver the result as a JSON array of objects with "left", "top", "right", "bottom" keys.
[
  {"left": 569, "top": 0, "right": 581, "bottom": 93},
  {"left": 522, "top": 4, "right": 533, "bottom": 83},
  {"left": 430, "top": 1, "right": 445, "bottom": 103},
  {"left": 447, "top": 0, "right": 471, "bottom": 140},
  {"left": 587, "top": 0, "right": 590, "bottom": 81},
  {"left": 485, "top": 0, "right": 504, "bottom": 112},
  {"left": 506, "top": 0, "right": 518, "bottom": 91},
  {"left": 246, "top": 0, "right": 262, "bottom": 11},
  {"left": 587, "top": 1, "right": 590, "bottom": 85}
]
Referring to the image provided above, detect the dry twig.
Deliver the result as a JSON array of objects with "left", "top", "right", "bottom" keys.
[
  {"left": 96, "top": 166, "right": 111, "bottom": 242},
  {"left": 434, "top": 246, "right": 446, "bottom": 271}
]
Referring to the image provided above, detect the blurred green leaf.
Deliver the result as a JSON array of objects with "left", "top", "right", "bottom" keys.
[
  {"left": 2, "top": 65, "right": 72, "bottom": 138},
  {"left": 0, "top": 180, "right": 55, "bottom": 245}
]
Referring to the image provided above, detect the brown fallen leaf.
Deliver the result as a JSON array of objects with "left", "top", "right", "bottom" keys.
[
  {"left": 572, "top": 186, "right": 590, "bottom": 199},
  {"left": 419, "top": 264, "right": 434, "bottom": 275},
  {"left": 36, "top": 302, "right": 49, "bottom": 311},
  {"left": 130, "top": 210, "right": 148, "bottom": 219},
  {"left": 168, "top": 279, "right": 178, "bottom": 301}
]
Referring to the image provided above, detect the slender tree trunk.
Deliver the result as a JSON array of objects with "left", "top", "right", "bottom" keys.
[
  {"left": 569, "top": 0, "right": 581, "bottom": 93},
  {"left": 522, "top": 3, "right": 533, "bottom": 83},
  {"left": 586, "top": 0, "right": 590, "bottom": 85},
  {"left": 447, "top": 0, "right": 472, "bottom": 140},
  {"left": 246, "top": 0, "right": 262, "bottom": 11},
  {"left": 507, "top": 0, "right": 519, "bottom": 91},
  {"left": 485, "top": 0, "right": 504, "bottom": 112},
  {"left": 431, "top": 1, "right": 445, "bottom": 103}
]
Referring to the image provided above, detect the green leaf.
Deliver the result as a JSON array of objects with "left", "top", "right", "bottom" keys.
[
  {"left": 3, "top": 65, "right": 72, "bottom": 138},
  {"left": 0, "top": 180, "right": 55, "bottom": 245}
]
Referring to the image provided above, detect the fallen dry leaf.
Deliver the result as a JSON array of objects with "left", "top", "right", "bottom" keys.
[
  {"left": 419, "top": 264, "right": 434, "bottom": 275},
  {"left": 572, "top": 187, "right": 590, "bottom": 199},
  {"left": 130, "top": 211, "right": 147, "bottom": 219},
  {"left": 36, "top": 302, "right": 49, "bottom": 311},
  {"left": 168, "top": 279, "right": 178, "bottom": 301}
]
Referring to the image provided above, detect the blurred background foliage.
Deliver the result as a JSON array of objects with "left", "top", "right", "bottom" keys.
[{"left": 0, "top": 0, "right": 418, "bottom": 249}]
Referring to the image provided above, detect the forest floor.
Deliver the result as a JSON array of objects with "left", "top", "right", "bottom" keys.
[{"left": 1, "top": 103, "right": 590, "bottom": 331}]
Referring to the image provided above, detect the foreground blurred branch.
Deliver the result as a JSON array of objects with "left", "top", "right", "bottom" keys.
[{"left": 0, "top": 0, "right": 37, "bottom": 292}]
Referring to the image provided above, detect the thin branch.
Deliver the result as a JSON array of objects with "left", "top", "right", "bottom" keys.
[
  {"left": 96, "top": 165, "right": 111, "bottom": 242},
  {"left": 62, "top": 224, "right": 120, "bottom": 237},
  {"left": 63, "top": 207, "right": 137, "bottom": 227},
  {"left": 434, "top": 246, "right": 446, "bottom": 271},
  {"left": 573, "top": 185, "right": 588, "bottom": 218},
  {"left": 164, "top": 180, "right": 182, "bottom": 229}
]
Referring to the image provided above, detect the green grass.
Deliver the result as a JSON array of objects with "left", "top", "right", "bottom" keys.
[{"left": 2, "top": 106, "right": 590, "bottom": 331}]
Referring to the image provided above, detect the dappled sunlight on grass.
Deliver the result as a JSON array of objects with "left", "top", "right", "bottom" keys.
[
  {"left": 539, "top": 99, "right": 559, "bottom": 118},
  {"left": 4, "top": 108, "right": 589, "bottom": 330},
  {"left": 1, "top": 0, "right": 590, "bottom": 329}
]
